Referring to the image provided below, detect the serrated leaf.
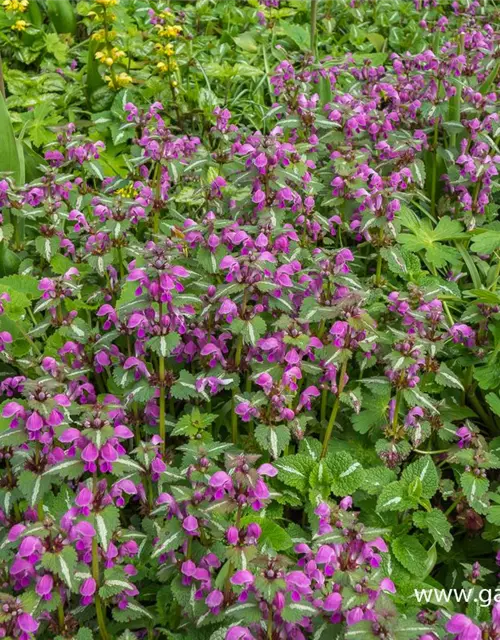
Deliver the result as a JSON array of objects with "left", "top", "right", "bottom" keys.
[
  {"left": 326, "top": 452, "right": 364, "bottom": 496},
  {"left": 275, "top": 455, "right": 314, "bottom": 492},
  {"left": 392, "top": 535, "right": 428, "bottom": 577},
  {"left": 413, "top": 509, "right": 453, "bottom": 551},
  {"left": 401, "top": 456, "right": 439, "bottom": 500}
]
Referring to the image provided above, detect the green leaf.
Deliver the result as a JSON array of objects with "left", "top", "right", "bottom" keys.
[
  {"left": 0, "top": 92, "right": 23, "bottom": 183},
  {"left": 44, "top": 546, "right": 77, "bottom": 590},
  {"left": 240, "top": 516, "right": 292, "bottom": 551},
  {"left": 361, "top": 467, "right": 397, "bottom": 495},
  {"left": 93, "top": 506, "right": 120, "bottom": 552},
  {"left": 171, "top": 370, "right": 198, "bottom": 400},
  {"left": 152, "top": 519, "right": 184, "bottom": 558},
  {"left": 255, "top": 423, "right": 290, "bottom": 459},
  {"left": 401, "top": 456, "right": 439, "bottom": 500},
  {"left": 487, "top": 505, "right": 500, "bottom": 525},
  {"left": 147, "top": 333, "right": 180, "bottom": 358},
  {"left": 436, "top": 363, "right": 464, "bottom": 390},
  {"left": 233, "top": 32, "right": 258, "bottom": 52},
  {"left": 460, "top": 472, "right": 489, "bottom": 504},
  {"left": 281, "top": 601, "right": 317, "bottom": 623},
  {"left": 44, "top": 459, "right": 85, "bottom": 480},
  {"left": 281, "top": 22, "right": 310, "bottom": 50},
  {"left": 413, "top": 509, "right": 453, "bottom": 551},
  {"left": 393, "top": 620, "right": 437, "bottom": 639},
  {"left": 326, "top": 452, "right": 364, "bottom": 496},
  {"left": 275, "top": 455, "right": 314, "bottom": 492},
  {"left": 225, "top": 601, "right": 261, "bottom": 623},
  {"left": 345, "top": 622, "right": 375, "bottom": 638},
  {"left": 0, "top": 275, "right": 40, "bottom": 300},
  {"left": 376, "top": 482, "right": 407, "bottom": 512},
  {"left": 392, "top": 535, "right": 428, "bottom": 577},
  {"left": 486, "top": 392, "right": 500, "bottom": 417},
  {"left": 231, "top": 316, "right": 267, "bottom": 346},
  {"left": 470, "top": 231, "right": 500, "bottom": 255},
  {"left": 18, "top": 470, "right": 51, "bottom": 507}
]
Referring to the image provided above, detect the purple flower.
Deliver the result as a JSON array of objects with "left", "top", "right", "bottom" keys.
[
  {"left": 80, "top": 577, "right": 97, "bottom": 606},
  {"left": 35, "top": 574, "right": 54, "bottom": 600},
  {"left": 182, "top": 515, "right": 199, "bottom": 535},
  {"left": 17, "top": 612, "right": 39, "bottom": 638},
  {"left": 445, "top": 614, "right": 481, "bottom": 640},
  {"left": 226, "top": 627, "right": 254, "bottom": 640},
  {"left": 230, "top": 570, "right": 254, "bottom": 586}
]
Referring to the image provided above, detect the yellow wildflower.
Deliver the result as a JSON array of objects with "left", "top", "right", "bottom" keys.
[
  {"left": 157, "top": 59, "right": 178, "bottom": 73},
  {"left": 11, "top": 18, "right": 28, "bottom": 30},
  {"left": 95, "top": 47, "right": 125, "bottom": 67},
  {"left": 91, "top": 28, "right": 105, "bottom": 41},
  {"left": 166, "top": 25, "right": 182, "bottom": 38},
  {"left": 94, "top": 0, "right": 118, "bottom": 6},
  {"left": 155, "top": 23, "right": 182, "bottom": 38},
  {"left": 3, "top": 0, "right": 29, "bottom": 12},
  {"left": 105, "top": 72, "right": 133, "bottom": 88},
  {"left": 155, "top": 43, "right": 175, "bottom": 56},
  {"left": 116, "top": 185, "right": 138, "bottom": 198}
]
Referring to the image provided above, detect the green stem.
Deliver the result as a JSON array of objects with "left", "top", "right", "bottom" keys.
[
  {"left": 320, "top": 387, "right": 327, "bottom": 423},
  {"left": 469, "top": 391, "right": 496, "bottom": 430},
  {"left": 375, "top": 227, "right": 384, "bottom": 286},
  {"left": 231, "top": 389, "right": 238, "bottom": 445},
  {"left": 152, "top": 162, "right": 162, "bottom": 236},
  {"left": 444, "top": 497, "right": 461, "bottom": 517},
  {"left": 116, "top": 246, "right": 124, "bottom": 280},
  {"left": 430, "top": 108, "right": 440, "bottom": 218},
  {"left": 57, "top": 601, "right": 65, "bottom": 632},
  {"left": 0, "top": 51, "right": 5, "bottom": 99},
  {"left": 267, "top": 605, "right": 273, "bottom": 640},
  {"left": 489, "top": 252, "right": 500, "bottom": 291},
  {"left": 414, "top": 448, "right": 449, "bottom": 455},
  {"left": 320, "top": 359, "right": 348, "bottom": 459},
  {"left": 448, "top": 33, "right": 465, "bottom": 148},
  {"left": 391, "top": 389, "right": 402, "bottom": 435},
  {"left": 479, "top": 59, "right": 500, "bottom": 95},
  {"left": 310, "top": 0, "right": 318, "bottom": 57}
]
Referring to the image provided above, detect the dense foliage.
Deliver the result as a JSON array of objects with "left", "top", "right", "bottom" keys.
[{"left": 0, "top": 0, "right": 500, "bottom": 639}]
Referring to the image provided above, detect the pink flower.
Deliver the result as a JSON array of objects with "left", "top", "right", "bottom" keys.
[
  {"left": 182, "top": 515, "right": 199, "bottom": 535},
  {"left": 35, "top": 574, "right": 54, "bottom": 600},
  {"left": 230, "top": 570, "right": 254, "bottom": 586},
  {"left": 226, "top": 627, "right": 254, "bottom": 640},
  {"left": 445, "top": 614, "right": 481, "bottom": 640},
  {"left": 17, "top": 612, "right": 39, "bottom": 638},
  {"left": 80, "top": 577, "right": 97, "bottom": 605}
]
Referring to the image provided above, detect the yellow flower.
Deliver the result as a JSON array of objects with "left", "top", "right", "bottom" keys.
[
  {"left": 95, "top": 0, "right": 118, "bottom": 6},
  {"left": 116, "top": 185, "right": 138, "bottom": 198},
  {"left": 11, "top": 18, "right": 28, "bottom": 30},
  {"left": 91, "top": 28, "right": 105, "bottom": 41},
  {"left": 155, "top": 43, "right": 175, "bottom": 56},
  {"left": 155, "top": 23, "right": 182, "bottom": 38},
  {"left": 3, "top": 0, "right": 29, "bottom": 12},
  {"left": 105, "top": 72, "right": 133, "bottom": 88},
  {"left": 166, "top": 25, "right": 182, "bottom": 38},
  {"left": 157, "top": 59, "right": 178, "bottom": 73},
  {"left": 95, "top": 47, "right": 125, "bottom": 67}
]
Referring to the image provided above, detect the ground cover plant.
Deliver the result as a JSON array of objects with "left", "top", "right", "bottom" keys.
[{"left": 0, "top": 0, "right": 500, "bottom": 638}]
